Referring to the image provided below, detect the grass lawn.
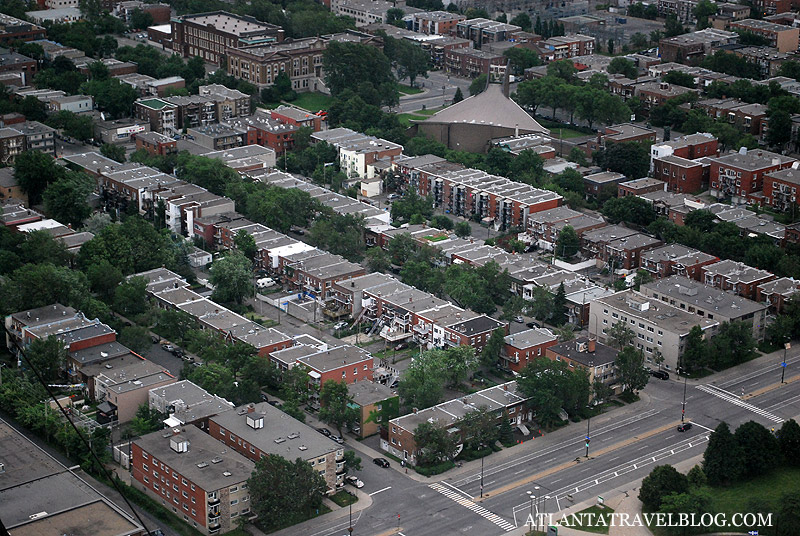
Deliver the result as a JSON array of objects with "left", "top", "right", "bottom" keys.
[
  {"left": 398, "top": 84, "right": 424, "bottom": 95},
  {"left": 330, "top": 490, "right": 358, "bottom": 507},
  {"left": 397, "top": 113, "right": 427, "bottom": 127},
  {"left": 705, "top": 466, "right": 800, "bottom": 516},
  {"left": 560, "top": 505, "right": 615, "bottom": 534},
  {"left": 289, "top": 93, "right": 334, "bottom": 112},
  {"left": 552, "top": 128, "right": 588, "bottom": 139}
]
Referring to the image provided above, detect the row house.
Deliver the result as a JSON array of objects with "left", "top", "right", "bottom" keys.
[
  {"left": 710, "top": 2, "right": 751, "bottom": 29},
  {"left": 201, "top": 145, "right": 276, "bottom": 174},
  {"left": 618, "top": 177, "right": 667, "bottom": 198},
  {"left": 132, "top": 427, "right": 254, "bottom": 535},
  {"left": 171, "top": 11, "right": 284, "bottom": 65},
  {"left": 634, "top": 81, "right": 698, "bottom": 111},
  {"left": 650, "top": 132, "right": 719, "bottom": 164},
  {"left": 455, "top": 18, "right": 521, "bottom": 49},
  {"left": 149, "top": 380, "right": 235, "bottom": 429},
  {"left": 587, "top": 123, "right": 657, "bottom": 151},
  {"left": 695, "top": 99, "right": 768, "bottom": 136},
  {"left": 749, "top": 0, "right": 790, "bottom": 16},
  {"left": 395, "top": 158, "right": 562, "bottom": 231},
  {"left": 187, "top": 124, "right": 246, "bottom": 151},
  {"left": 444, "top": 47, "right": 507, "bottom": 79},
  {"left": 708, "top": 148, "right": 796, "bottom": 203},
  {"left": 270, "top": 105, "right": 323, "bottom": 131},
  {"left": 348, "top": 382, "right": 398, "bottom": 438},
  {"left": 411, "top": 11, "right": 466, "bottom": 34},
  {"left": 700, "top": 259, "right": 776, "bottom": 300},
  {"left": 763, "top": 165, "right": 800, "bottom": 213},
  {"left": 134, "top": 131, "right": 178, "bottom": 156},
  {"left": 756, "top": 277, "right": 800, "bottom": 313},
  {"left": 538, "top": 34, "right": 596, "bottom": 62},
  {"left": 384, "top": 381, "right": 529, "bottom": 465},
  {"left": 658, "top": 28, "right": 739, "bottom": 64},
  {"left": 5, "top": 303, "right": 76, "bottom": 355},
  {"left": 639, "top": 244, "right": 719, "bottom": 279},
  {"left": 727, "top": 45, "right": 794, "bottom": 78},
  {"left": 729, "top": 19, "right": 800, "bottom": 53},
  {"left": 602, "top": 233, "right": 663, "bottom": 271},
  {"left": 589, "top": 289, "right": 719, "bottom": 370},
  {"left": 637, "top": 190, "right": 707, "bottom": 224},
  {"left": 198, "top": 84, "right": 252, "bottom": 120},
  {"left": 0, "top": 13, "right": 46, "bottom": 43},
  {"left": 163, "top": 95, "right": 218, "bottom": 130},
  {"left": 641, "top": 275, "right": 768, "bottom": 341},
  {"left": 209, "top": 402, "right": 344, "bottom": 492},
  {"left": 502, "top": 328, "right": 559, "bottom": 373},
  {"left": 545, "top": 337, "right": 618, "bottom": 387},
  {"left": 583, "top": 171, "right": 628, "bottom": 197},
  {"left": 581, "top": 224, "right": 639, "bottom": 261},
  {"left": 652, "top": 154, "right": 710, "bottom": 193},
  {"left": 525, "top": 206, "right": 606, "bottom": 250},
  {"left": 312, "top": 127, "right": 403, "bottom": 179}
]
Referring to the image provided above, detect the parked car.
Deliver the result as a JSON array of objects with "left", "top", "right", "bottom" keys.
[
  {"left": 526, "top": 321, "right": 540, "bottom": 329},
  {"left": 256, "top": 277, "right": 275, "bottom": 289},
  {"left": 260, "top": 393, "right": 269, "bottom": 402},
  {"left": 394, "top": 342, "right": 408, "bottom": 351},
  {"left": 650, "top": 370, "right": 669, "bottom": 380},
  {"left": 317, "top": 427, "right": 331, "bottom": 437},
  {"left": 373, "top": 458, "right": 390, "bottom": 468},
  {"left": 513, "top": 316, "right": 524, "bottom": 323},
  {"left": 677, "top": 423, "right": 693, "bottom": 432},
  {"left": 345, "top": 475, "right": 364, "bottom": 488},
  {"left": 161, "top": 344, "right": 174, "bottom": 352},
  {"left": 387, "top": 193, "right": 401, "bottom": 200},
  {"left": 151, "top": 335, "right": 160, "bottom": 344},
  {"left": 333, "top": 321, "right": 348, "bottom": 331},
  {"left": 330, "top": 434, "right": 344, "bottom": 444},
  {"left": 290, "top": 226, "right": 305, "bottom": 235}
]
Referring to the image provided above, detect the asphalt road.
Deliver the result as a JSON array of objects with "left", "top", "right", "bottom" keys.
[{"left": 291, "top": 348, "right": 800, "bottom": 536}]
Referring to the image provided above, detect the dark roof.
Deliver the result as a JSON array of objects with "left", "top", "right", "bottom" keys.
[
  {"left": 548, "top": 336, "right": 617, "bottom": 367},
  {"left": 447, "top": 315, "right": 506, "bottom": 335}
]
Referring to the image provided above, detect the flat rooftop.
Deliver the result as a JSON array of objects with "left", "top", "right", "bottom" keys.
[
  {"left": 642, "top": 275, "right": 766, "bottom": 317},
  {"left": 594, "top": 290, "right": 718, "bottom": 335},
  {"left": 504, "top": 327, "right": 557, "bottom": 349}
]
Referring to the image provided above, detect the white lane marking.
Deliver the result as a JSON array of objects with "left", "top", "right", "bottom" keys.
[{"left": 370, "top": 486, "right": 391, "bottom": 496}]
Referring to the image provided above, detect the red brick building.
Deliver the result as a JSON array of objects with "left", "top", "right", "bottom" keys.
[
  {"left": 650, "top": 132, "right": 719, "bottom": 161},
  {"left": 131, "top": 427, "right": 254, "bottom": 535},
  {"left": 297, "top": 344, "right": 374, "bottom": 386},
  {"left": 639, "top": 243, "right": 719, "bottom": 279},
  {"left": 618, "top": 177, "right": 666, "bottom": 198},
  {"left": 502, "top": 328, "right": 558, "bottom": 373},
  {"left": 701, "top": 259, "right": 776, "bottom": 300},
  {"left": 134, "top": 131, "right": 178, "bottom": 156},
  {"left": 763, "top": 166, "right": 800, "bottom": 213},
  {"left": 652, "top": 154, "right": 709, "bottom": 193},
  {"left": 756, "top": 277, "right": 800, "bottom": 313},
  {"left": 411, "top": 11, "right": 466, "bottom": 35},
  {"left": 270, "top": 105, "right": 322, "bottom": 131},
  {"left": 586, "top": 123, "right": 657, "bottom": 153},
  {"left": 709, "top": 149, "right": 796, "bottom": 203},
  {"left": 545, "top": 337, "right": 618, "bottom": 387}
]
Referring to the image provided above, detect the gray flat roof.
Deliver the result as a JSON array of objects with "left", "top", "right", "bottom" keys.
[
  {"left": 297, "top": 344, "right": 373, "bottom": 373},
  {"left": 210, "top": 402, "right": 341, "bottom": 461},
  {"left": 504, "top": 328, "right": 557, "bottom": 349},
  {"left": 10, "top": 303, "right": 75, "bottom": 326},
  {"left": 642, "top": 275, "right": 766, "bottom": 317},
  {"left": 348, "top": 381, "right": 396, "bottom": 407},
  {"left": 548, "top": 336, "right": 617, "bottom": 367},
  {"left": 594, "top": 290, "right": 718, "bottom": 335},
  {"left": 134, "top": 426, "right": 253, "bottom": 490}
]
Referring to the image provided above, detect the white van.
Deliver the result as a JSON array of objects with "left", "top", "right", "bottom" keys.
[{"left": 256, "top": 277, "right": 275, "bottom": 289}]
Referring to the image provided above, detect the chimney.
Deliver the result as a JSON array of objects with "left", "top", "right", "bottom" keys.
[
  {"left": 588, "top": 338, "right": 596, "bottom": 352},
  {"left": 503, "top": 383, "right": 508, "bottom": 391},
  {"left": 413, "top": 407, "right": 418, "bottom": 414},
  {"left": 247, "top": 403, "right": 255, "bottom": 413}
]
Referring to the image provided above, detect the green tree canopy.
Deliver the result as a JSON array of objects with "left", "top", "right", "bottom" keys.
[
  {"left": 414, "top": 420, "right": 459, "bottom": 466},
  {"left": 638, "top": 464, "right": 689, "bottom": 511},
  {"left": 702, "top": 421, "right": 744, "bottom": 485},
  {"left": 614, "top": 346, "right": 649, "bottom": 394},
  {"left": 319, "top": 379, "right": 360, "bottom": 435},
  {"left": 209, "top": 251, "right": 254, "bottom": 305}
]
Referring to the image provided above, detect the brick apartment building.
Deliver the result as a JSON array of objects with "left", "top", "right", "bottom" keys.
[
  {"left": 586, "top": 123, "right": 658, "bottom": 153},
  {"left": 455, "top": 18, "right": 521, "bottom": 49},
  {"left": 658, "top": 28, "right": 739, "bottom": 64},
  {"left": 701, "top": 259, "right": 776, "bottom": 300},
  {"left": 312, "top": 127, "right": 403, "bottom": 179},
  {"left": 0, "top": 14, "right": 46, "bottom": 43},
  {"left": 729, "top": 19, "right": 799, "bottom": 52},
  {"left": 545, "top": 337, "right": 618, "bottom": 386},
  {"left": 652, "top": 155, "right": 709, "bottom": 193},
  {"left": 639, "top": 244, "right": 719, "bottom": 279},
  {"left": 134, "top": 131, "right": 178, "bottom": 156},
  {"left": 756, "top": 277, "right": 800, "bottom": 313},
  {"left": 502, "top": 328, "right": 558, "bottom": 373},
  {"left": 131, "top": 427, "right": 254, "bottom": 535},
  {"left": 709, "top": 149, "right": 796, "bottom": 203},
  {"left": 444, "top": 47, "right": 507, "bottom": 79},
  {"left": 618, "top": 177, "right": 667, "bottom": 198},
  {"left": 171, "top": 11, "right": 285, "bottom": 65},
  {"left": 411, "top": 11, "right": 465, "bottom": 34},
  {"left": 650, "top": 132, "right": 719, "bottom": 162},
  {"left": 538, "top": 34, "right": 596, "bottom": 61},
  {"left": 208, "top": 402, "right": 344, "bottom": 492},
  {"left": 763, "top": 166, "right": 800, "bottom": 212}
]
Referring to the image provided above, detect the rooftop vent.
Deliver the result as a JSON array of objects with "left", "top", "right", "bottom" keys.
[
  {"left": 211, "top": 457, "right": 223, "bottom": 464},
  {"left": 196, "top": 462, "right": 209, "bottom": 468},
  {"left": 274, "top": 437, "right": 286, "bottom": 444}
]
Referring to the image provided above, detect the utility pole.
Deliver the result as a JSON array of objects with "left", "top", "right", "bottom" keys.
[
  {"left": 585, "top": 413, "right": 591, "bottom": 457},
  {"left": 782, "top": 342, "right": 791, "bottom": 384}
]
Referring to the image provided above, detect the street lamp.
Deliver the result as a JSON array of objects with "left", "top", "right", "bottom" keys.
[
  {"left": 348, "top": 499, "right": 353, "bottom": 535},
  {"left": 527, "top": 491, "right": 535, "bottom": 533},
  {"left": 680, "top": 367, "right": 688, "bottom": 423},
  {"left": 585, "top": 413, "right": 591, "bottom": 458},
  {"left": 479, "top": 442, "right": 487, "bottom": 498},
  {"left": 781, "top": 341, "right": 791, "bottom": 384}
]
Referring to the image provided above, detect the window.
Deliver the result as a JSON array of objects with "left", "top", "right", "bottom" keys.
[
  {"left": 192, "top": 509, "right": 196, "bottom": 516},
  {"left": 191, "top": 497, "right": 196, "bottom": 504},
  {"left": 191, "top": 484, "right": 195, "bottom": 491},
  {"left": 231, "top": 499, "right": 239, "bottom": 506},
  {"left": 612, "top": 312, "right": 619, "bottom": 319},
  {"left": 173, "top": 484, "right": 179, "bottom": 492},
  {"left": 143, "top": 464, "right": 149, "bottom": 472},
  {"left": 154, "top": 483, "right": 159, "bottom": 490},
  {"left": 182, "top": 478, "right": 187, "bottom": 486},
  {"left": 144, "top": 476, "right": 150, "bottom": 483},
  {"left": 182, "top": 491, "right": 188, "bottom": 498},
  {"left": 142, "top": 452, "right": 148, "bottom": 460},
  {"left": 183, "top": 503, "right": 189, "bottom": 511},
  {"left": 230, "top": 486, "right": 238, "bottom": 493}
]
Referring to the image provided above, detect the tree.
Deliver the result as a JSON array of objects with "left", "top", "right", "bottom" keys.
[
  {"left": 663, "top": 71, "right": 696, "bottom": 88},
  {"left": 592, "top": 377, "right": 613, "bottom": 403},
  {"left": 480, "top": 328, "right": 506, "bottom": 368},
  {"left": 460, "top": 406, "right": 500, "bottom": 452},
  {"left": 693, "top": 0, "right": 717, "bottom": 29},
  {"left": 177, "top": 153, "right": 240, "bottom": 196},
  {"left": 608, "top": 57, "right": 637, "bottom": 79},
  {"left": 777, "top": 493, "right": 800, "bottom": 536},
  {"left": 119, "top": 325, "right": 151, "bottom": 353},
  {"left": 453, "top": 87, "right": 464, "bottom": 103},
  {"left": 365, "top": 247, "right": 390, "bottom": 273},
  {"left": 454, "top": 221, "right": 471, "bottom": 238},
  {"left": 87, "top": 259, "right": 123, "bottom": 300},
  {"left": 309, "top": 213, "right": 366, "bottom": 262},
  {"left": 555, "top": 225, "right": 580, "bottom": 260},
  {"left": 14, "top": 151, "right": 61, "bottom": 206},
  {"left": 386, "top": 7, "right": 405, "bottom": 25},
  {"left": 129, "top": 404, "right": 163, "bottom": 437},
  {"left": 615, "top": 346, "right": 649, "bottom": 394},
  {"left": 686, "top": 465, "right": 707, "bottom": 488},
  {"left": 248, "top": 454, "right": 327, "bottom": 529},
  {"left": 593, "top": 141, "right": 651, "bottom": 179},
  {"left": 319, "top": 380, "right": 360, "bottom": 435},
  {"left": 638, "top": 464, "right": 689, "bottom": 511},
  {"left": 504, "top": 48, "right": 540, "bottom": 75},
  {"left": 707, "top": 320, "right": 756, "bottom": 370},
  {"left": 547, "top": 59, "right": 577, "bottom": 83},
  {"left": 681, "top": 325, "right": 707, "bottom": 373},
  {"left": 80, "top": 78, "right": 138, "bottom": 119},
  {"left": 18, "top": 230, "right": 70, "bottom": 267},
  {"left": 25, "top": 335, "right": 68, "bottom": 382},
  {"left": 517, "top": 357, "right": 590, "bottom": 425},
  {"left": 390, "top": 190, "right": 434, "bottom": 222},
  {"left": 113, "top": 276, "right": 149, "bottom": 317},
  {"left": 395, "top": 38, "right": 429, "bottom": 87},
  {"left": 343, "top": 450, "right": 362, "bottom": 473},
  {"left": 281, "top": 365, "right": 312, "bottom": 406},
  {"left": 552, "top": 282, "right": 568, "bottom": 326},
  {"left": 233, "top": 229, "right": 257, "bottom": 261},
  {"left": 778, "top": 419, "right": 800, "bottom": 465},
  {"left": 323, "top": 42, "right": 397, "bottom": 107},
  {"left": 469, "top": 74, "right": 488, "bottom": 96},
  {"left": 510, "top": 13, "right": 532, "bottom": 31},
  {"left": 630, "top": 32, "right": 649, "bottom": 49},
  {"left": 607, "top": 38, "right": 615, "bottom": 54},
  {"left": 664, "top": 14, "right": 686, "bottom": 38},
  {"left": 703, "top": 421, "right": 744, "bottom": 485},
  {"left": 766, "top": 109, "right": 792, "bottom": 149},
  {"left": 100, "top": 143, "right": 126, "bottom": 163},
  {"left": 209, "top": 251, "right": 254, "bottom": 305},
  {"left": 734, "top": 420, "right": 781, "bottom": 478},
  {"left": 43, "top": 172, "right": 94, "bottom": 228},
  {"left": 398, "top": 349, "right": 448, "bottom": 410},
  {"left": 607, "top": 322, "right": 635, "bottom": 349},
  {"left": 659, "top": 491, "right": 713, "bottom": 531},
  {"left": 602, "top": 196, "right": 657, "bottom": 227},
  {"left": 129, "top": 8, "right": 153, "bottom": 30},
  {"left": 414, "top": 421, "right": 459, "bottom": 466}
]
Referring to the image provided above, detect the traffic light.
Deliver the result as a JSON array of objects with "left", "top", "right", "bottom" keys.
[{"left": 585, "top": 436, "right": 591, "bottom": 447}]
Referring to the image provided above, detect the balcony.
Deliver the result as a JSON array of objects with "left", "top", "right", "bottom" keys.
[{"left": 207, "top": 496, "right": 220, "bottom": 506}]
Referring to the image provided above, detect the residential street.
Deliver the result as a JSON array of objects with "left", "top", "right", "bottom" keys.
[{"left": 272, "top": 347, "right": 800, "bottom": 536}]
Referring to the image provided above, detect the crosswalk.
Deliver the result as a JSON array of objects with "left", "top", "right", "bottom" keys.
[
  {"left": 429, "top": 482, "right": 516, "bottom": 532},
  {"left": 696, "top": 384, "right": 784, "bottom": 423}
]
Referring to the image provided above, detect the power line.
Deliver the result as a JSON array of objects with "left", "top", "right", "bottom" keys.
[{"left": 2, "top": 324, "right": 155, "bottom": 535}]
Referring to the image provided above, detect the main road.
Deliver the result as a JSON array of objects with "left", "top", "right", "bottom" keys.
[{"left": 289, "top": 348, "right": 800, "bottom": 536}]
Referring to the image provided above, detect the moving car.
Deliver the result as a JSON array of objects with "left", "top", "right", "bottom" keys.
[
  {"left": 345, "top": 475, "right": 364, "bottom": 488},
  {"left": 373, "top": 457, "right": 390, "bottom": 468},
  {"left": 650, "top": 370, "right": 669, "bottom": 380},
  {"left": 677, "top": 423, "right": 693, "bottom": 432}
]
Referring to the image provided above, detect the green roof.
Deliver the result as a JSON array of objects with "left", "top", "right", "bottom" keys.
[{"left": 138, "top": 98, "right": 171, "bottom": 110}]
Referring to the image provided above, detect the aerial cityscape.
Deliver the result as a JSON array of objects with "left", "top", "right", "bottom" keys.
[{"left": 0, "top": 0, "right": 799, "bottom": 535}]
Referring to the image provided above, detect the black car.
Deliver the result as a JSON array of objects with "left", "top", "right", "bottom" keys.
[
  {"left": 526, "top": 321, "right": 540, "bottom": 329},
  {"left": 290, "top": 226, "right": 305, "bottom": 235},
  {"left": 677, "top": 423, "right": 693, "bottom": 432},
  {"left": 373, "top": 457, "right": 390, "bottom": 468},
  {"left": 260, "top": 393, "right": 269, "bottom": 402},
  {"left": 317, "top": 427, "right": 332, "bottom": 437},
  {"left": 650, "top": 370, "right": 669, "bottom": 380}
]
